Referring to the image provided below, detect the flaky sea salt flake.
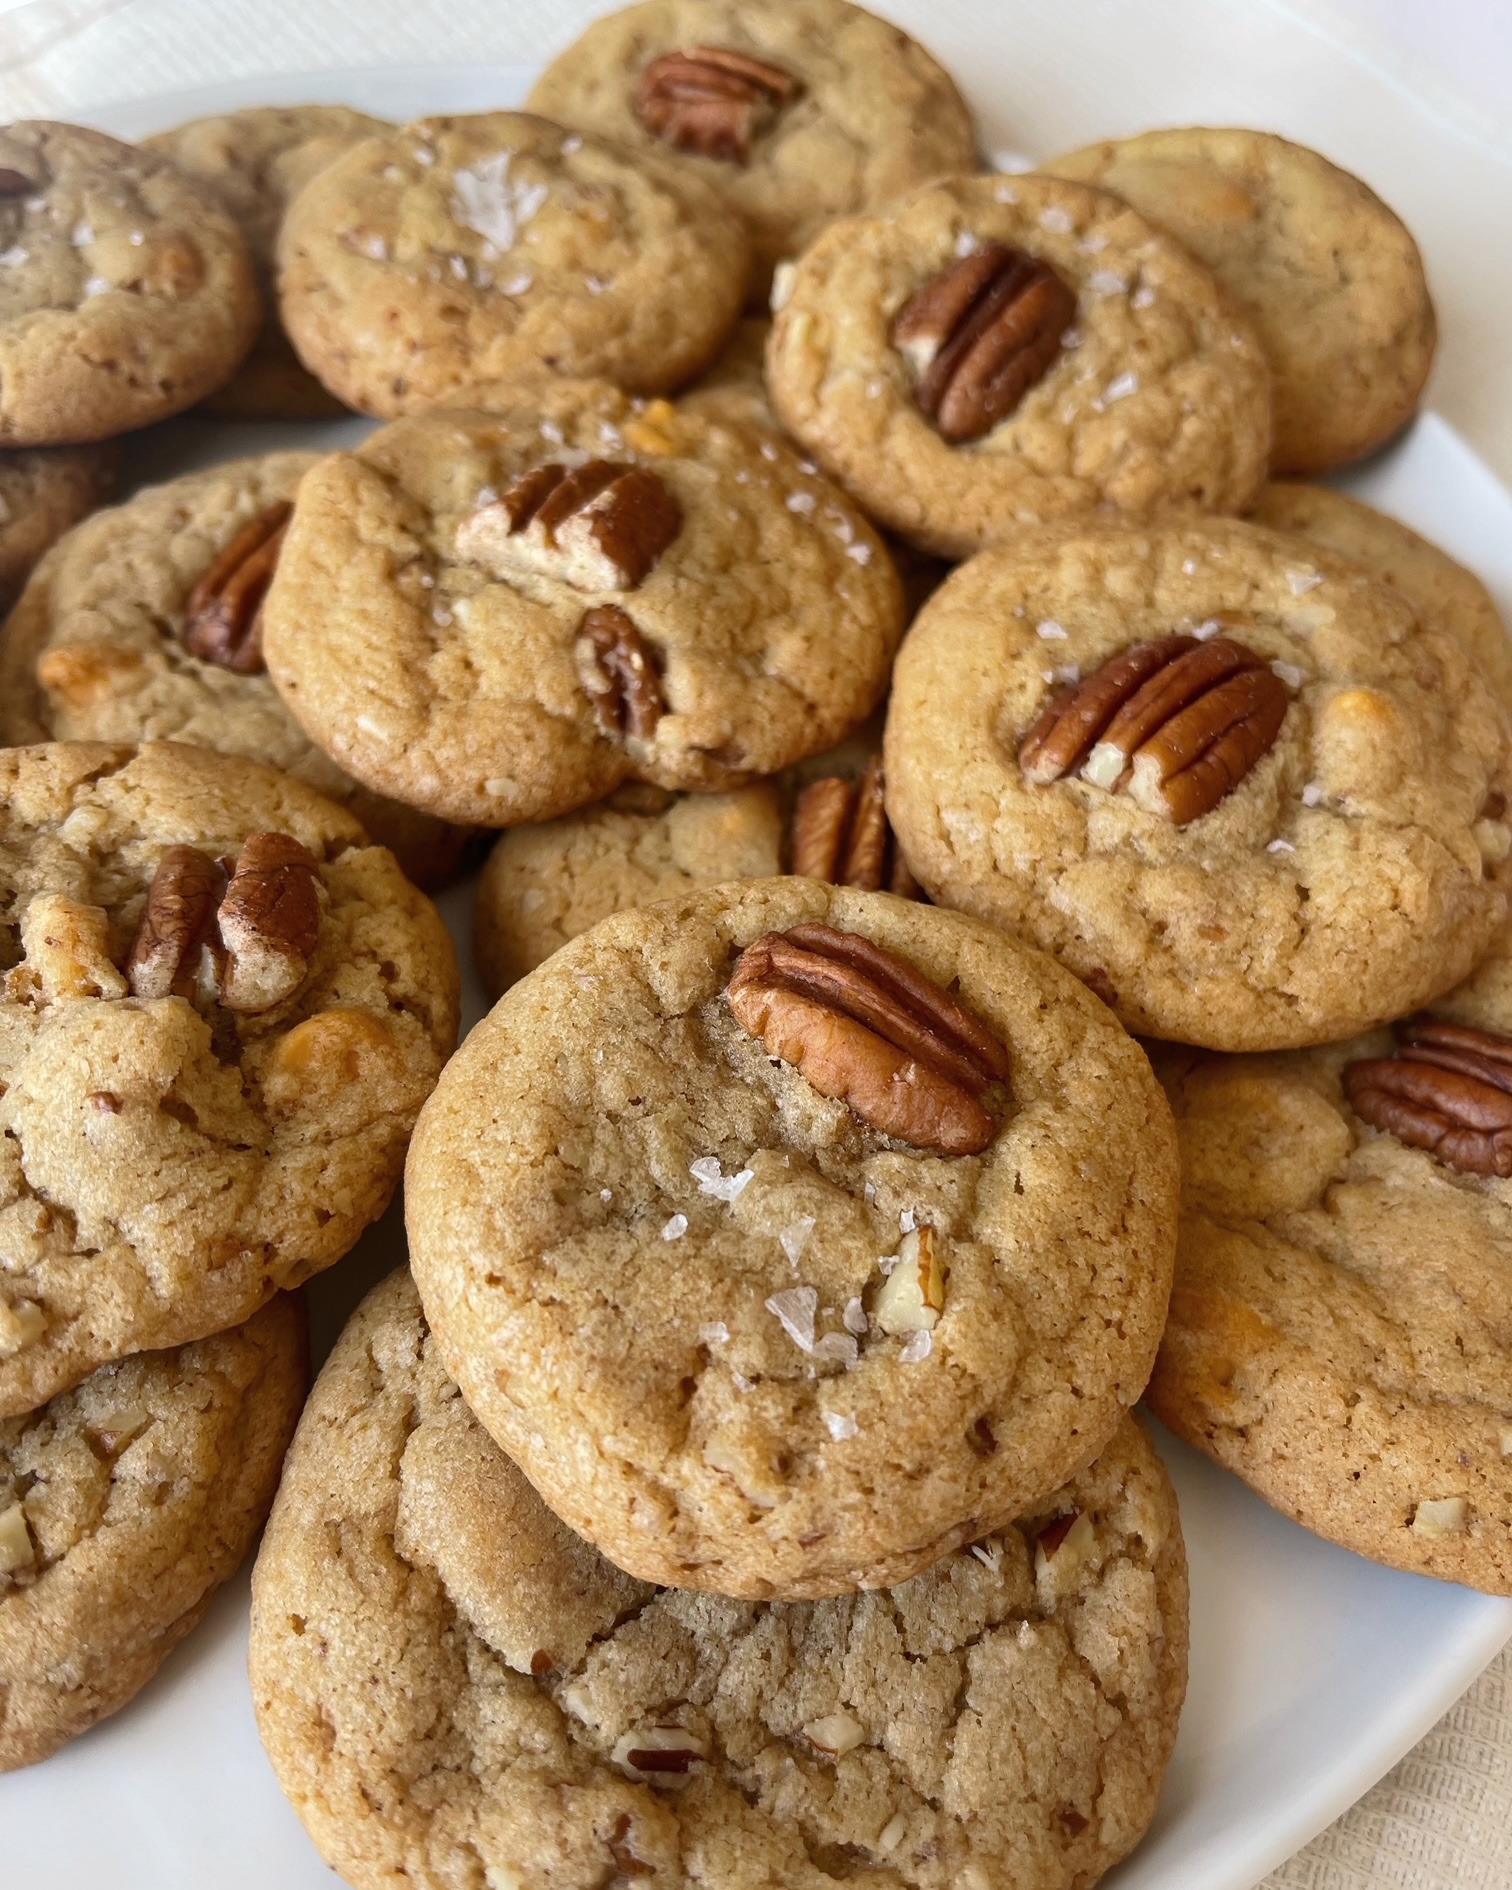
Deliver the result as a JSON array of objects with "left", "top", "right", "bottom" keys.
[
  {"left": 453, "top": 150, "right": 548, "bottom": 251},
  {"left": 662, "top": 1213, "right": 689, "bottom": 1241},
  {"left": 766, "top": 1285, "right": 818, "bottom": 1352},
  {"left": 899, "top": 1328, "right": 933, "bottom": 1363},
  {"left": 823, "top": 1410, "right": 859, "bottom": 1440}
]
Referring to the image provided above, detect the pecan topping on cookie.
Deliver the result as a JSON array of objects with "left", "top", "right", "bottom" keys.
[
  {"left": 728, "top": 922, "right": 1009, "bottom": 1154},
  {"left": 456, "top": 460, "right": 682, "bottom": 593},
  {"left": 790, "top": 758, "right": 920, "bottom": 897},
  {"left": 892, "top": 244, "right": 1077, "bottom": 444},
  {"left": 1344, "top": 1018, "right": 1512, "bottom": 1177},
  {"left": 576, "top": 605, "right": 665, "bottom": 745},
  {"left": 634, "top": 46, "right": 799, "bottom": 164},
  {"left": 216, "top": 832, "right": 322, "bottom": 1014},
  {"left": 1019, "top": 631, "right": 1290, "bottom": 826},
  {"left": 127, "top": 845, "right": 226, "bottom": 1001},
  {"left": 182, "top": 501, "right": 293, "bottom": 675}
]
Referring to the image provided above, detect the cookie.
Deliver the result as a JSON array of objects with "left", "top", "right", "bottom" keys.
[
  {"left": 678, "top": 314, "right": 777, "bottom": 432},
  {"left": 275, "top": 111, "right": 749, "bottom": 416},
  {"left": 0, "top": 441, "right": 115, "bottom": 612},
  {"left": 1249, "top": 481, "right": 1512, "bottom": 715},
  {"left": 526, "top": 0, "right": 979, "bottom": 299},
  {"left": 768, "top": 171, "right": 1271, "bottom": 558},
  {"left": 0, "top": 452, "right": 470, "bottom": 890},
  {"left": 1146, "top": 911, "right": 1512, "bottom": 1591},
  {"left": 1044, "top": 129, "right": 1435, "bottom": 476},
  {"left": 251, "top": 1268, "right": 1188, "bottom": 1890},
  {"left": 0, "top": 122, "right": 259, "bottom": 445},
  {"left": 885, "top": 515, "right": 1512, "bottom": 1051},
  {"left": 1, "top": 1292, "right": 305, "bottom": 1770},
  {"left": 144, "top": 105, "right": 390, "bottom": 419},
  {"left": 0, "top": 741, "right": 459, "bottom": 1417},
  {"left": 408, "top": 878, "right": 1179, "bottom": 1599},
  {"left": 260, "top": 381, "right": 903, "bottom": 828}
]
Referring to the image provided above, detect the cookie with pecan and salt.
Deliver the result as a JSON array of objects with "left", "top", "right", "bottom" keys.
[
  {"left": 1146, "top": 912, "right": 1512, "bottom": 1592},
  {"left": 252, "top": 1268, "right": 1186, "bottom": 1890},
  {"left": 766, "top": 170, "right": 1271, "bottom": 558},
  {"left": 1, "top": 1293, "right": 305, "bottom": 1770},
  {"left": 0, "top": 123, "right": 259, "bottom": 445},
  {"left": 0, "top": 741, "right": 458, "bottom": 1418},
  {"left": 275, "top": 111, "right": 749, "bottom": 417},
  {"left": 885, "top": 515, "right": 1512, "bottom": 1052},
  {"left": 260, "top": 380, "right": 903, "bottom": 828},
  {"left": 408, "top": 878, "right": 1178, "bottom": 1599},
  {"left": 0, "top": 452, "right": 470, "bottom": 888}
]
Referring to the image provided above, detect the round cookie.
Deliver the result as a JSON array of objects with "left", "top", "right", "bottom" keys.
[
  {"left": 0, "top": 122, "right": 260, "bottom": 445},
  {"left": 678, "top": 314, "right": 777, "bottom": 433},
  {"left": 0, "top": 441, "right": 115, "bottom": 612},
  {"left": 408, "top": 878, "right": 1179, "bottom": 1599},
  {"left": 0, "top": 741, "right": 459, "bottom": 1418},
  {"left": 1249, "top": 481, "right": 1512, "bottom": 715},
  {"left": 144, "top": 104, "right": 391, "bottom": 419},
  {"left": 260, "top": 381, "right": 903, "bottom": 828},
  {"left": 0, "top": 452, "right": 470, "bottom": 890},
  {"left": 1146, "top": 911, "right": 1512, "bottom": 1592},
  {"left": 1044, "top": 128, "right": 1435, "bottom": 476},
  {"left": 251, "top": 1268, "right": 1188, "bottom": 1890},
  {"left": 526, "top": 0, "right": 980, "bottom": 298},
  {"left": 766, "top": 171, "right": 1271, "bottom": 559},
  {"left": 885, "top": 515, "right": 1512, "bottom": 1051},
  {"left": 2, "top": 1293, "right": 305, "bottom": 1770},
  {"left": 275, "top": 111, "right": 750, "bottom": 417}
]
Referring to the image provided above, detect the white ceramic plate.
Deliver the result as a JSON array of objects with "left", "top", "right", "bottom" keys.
[{"left": 0, "top": 62, "right": 1509, "bottom": 1890}]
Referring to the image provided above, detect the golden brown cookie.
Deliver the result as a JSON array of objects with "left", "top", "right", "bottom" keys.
[{"left": 0, "top": 441, "right": 115, "bottom": 613}]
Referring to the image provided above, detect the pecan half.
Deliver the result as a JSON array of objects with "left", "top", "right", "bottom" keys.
[
  {"left": 182, "top": 501, "right": 293, "bottom": 675},
  {"left": 216, "top": 832, "right": 322, "bottom": 1013},
  {"left": 127, "top": 845, "right": 226, "bottom": 1000},
  {"left": 790, "top": 758, "right": 920, "bottom": 898},
  {"left": 455, "top": 461, "right": 682, "bottom": 593},
  {"left": 892, "top": 244, "right": 1077, "bottom": 444},
  {"left": 727, "top": 922, "right": 1010, "bottom": 1155},
  {"left": 634, "top": 46, "right": 799, "bottom": 164},
  {"left": 1344, "top": 1018, "right": 1512, "bottom": 1177},
  {"left": 576, "top": 605, "right": 665, "bottom": 746},
  {"left": 1019, "top": 632, "right": 1290, "bottom": 826}
]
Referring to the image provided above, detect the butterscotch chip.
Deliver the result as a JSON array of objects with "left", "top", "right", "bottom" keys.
[
  {"left": 2, "top": 1293, "right": 305, "bottom": 1770},
  {"left": 251, "top": 1269, "right": 1187, "bottom": 1889},
  {"left": 0, "top": 741, "right": 458, "bottom": 1417},
  {"left": 408, "top": 879, "right": 1177, "bottom": 1599}
]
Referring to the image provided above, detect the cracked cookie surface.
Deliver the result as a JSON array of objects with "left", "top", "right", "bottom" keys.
[
  {"left": 1, "top": 1291, "right": 305, "bottom": 1769},
  {"left": 408, "top": 878, "right": 1178, "bottom": 1599},
  {"left": 0, "top": 741, "right": 458, "bottom": 1416},
  {"left": 884, "top": 515, "right": 1512, "bottom": 1051},
  {"left": 251, "top": 1268, "right": 1187, "bottom": 1890}
]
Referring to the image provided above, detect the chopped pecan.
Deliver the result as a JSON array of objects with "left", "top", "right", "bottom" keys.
[
  {"left": 456, "top": 460, "right": 682, "bottom": 593},
  {"left": 0, "top": 168, "right": 34, "bottom": 196},
  {"left": 576, "top": 605, "right": 665, "bottom": 746},
  {"left": 634, "top": 46, "right": 799, "bottom": 164},
  {"left": 1344, "top": 1018, "right": 1512, "bottom": 1177},
  {"left": 727, "top": 922, "right": 1010, "bottom": 1155},
  {"left": 790, "top": 758, "right": 920, "bottom": 898},
  {"left": 182, "top": 501, "right": 293, "bottom": 675},
  {"left": 127, "top": 845, "right": 225, "bottom": 1000},
  {"left": 892, "top": 244, "right": 1077, "bottom": 444},
  {"left": 1019, "top": 633, "right": 1290, "bottom": 826},
  {"left": 216, "top": 832, "right": 322, "bottom": 1013}
]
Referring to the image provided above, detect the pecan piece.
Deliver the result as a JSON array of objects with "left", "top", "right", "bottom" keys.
[
  {"left": 634, "top": 46, "right": 799, "bottom": 164},
  {"left": 576, "top": 605, "right": 665, "bottom": 745},
  {"left": 182, "top": 501, "right": 293, "bottom": 675},
  {"left": 727, "top": 922, "right": 1009, "bottom": 1155},
  {"left": 790, "top": 758, "right": 920, "bottom": 897},
  {"left": 0, "top": 168, "right": 34, "bottom": 196},
  {"left": 892, "top": 244, "right": 1077, "bottom": 444},
  {"left": 1344, "top": 1018, "right": 1512, "bottom": 1177},
  {"left": 456, "top": 460, "right": 682, "bottom": 593},
  {"left": 1019, "top": 633, "right": 1290, "bottom": 826},
  {"left": 216, "top": 832, "right": 322, "bottom": 1013},
  {"left": 127, "top": 845, "right": 225, "bottom": 1000}
]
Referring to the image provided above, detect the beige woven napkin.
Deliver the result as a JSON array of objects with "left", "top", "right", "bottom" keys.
[{"left": 0, "top": 1, "right": 1506, "bottom": 1883}]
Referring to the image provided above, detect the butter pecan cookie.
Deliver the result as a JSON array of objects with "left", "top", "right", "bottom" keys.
[
  {"left": 678, "top": 314, "right": 777, "bottom": 432},
  {"left": 0, "top": 741, "right": 459, "bottom": 1417},
  {"left": 1146, "top": 913, "right": 1512, "bottom": 1591},
  {"left": 885, "top": 516, "right": 1512, "bottom": 1051},
  {"left": 1045, "top": 129, "right": 1435, "bottom": 476},
  {"left": 0, "top": 452, "right": 469, "bottom": 889},
  {"left": 276, "top": 111, "right": 749, "bottom": 416},
  {"left": 144, "top": 105, "right": 390, "bottom": 418},
  {"left": 251, "top": 1268, "right": 1187, "bottom": 1890},
  {"left": 1, "top": 1293, "right": 305, "bottom": 1770},
  {"left": 0, "top": 441, "right": 115, "bottom": 612},
  {"left": 0, "top": 123, "right": 259, "bottom": 445},
  {"left": 766, "top": 171, "right": 1271, "bottom": 558},
  {"left": 527, "top": 0, "right": 979, "bottom": 300},
  {"left": 408, "top": 879, "right": 1178, "bottom": 1599},
  {"left": 260, "top": 381, "right": 903, "bottom": 828}
]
